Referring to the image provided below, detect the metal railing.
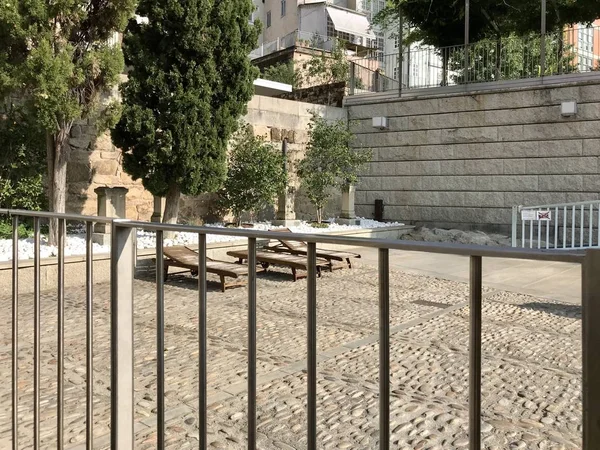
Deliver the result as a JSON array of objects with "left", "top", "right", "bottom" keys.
[
  {"left": 250, "top": 31, "right": 337, "bottom": 60},
  {"left": 2, "top": 208, "right": 600, "bottom": 449},
  {"left": 349, "top": 25, "right": 600, "bottom": 95},
  {"left": 512, "top": 200, "right": 600, "bottom": 250}
]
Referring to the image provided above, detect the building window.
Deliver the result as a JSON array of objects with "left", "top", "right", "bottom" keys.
[
  {"left": 394, "top": 34, "right": 399, "bottom": 48},
  {"left": 281, "top": 0, "right": 286, "bottom": 17},
  {"left": 266, "top": 11, "right": 271, "bottom": 28},
  {"left": 393, "top": 66, "right": 398, "bottom": 80}
]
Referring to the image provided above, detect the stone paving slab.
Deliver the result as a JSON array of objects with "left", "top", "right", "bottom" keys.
[{"left": 0, "top": 261, "right": 582, "bottom": 449}]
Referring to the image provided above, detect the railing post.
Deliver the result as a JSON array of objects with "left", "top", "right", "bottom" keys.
[
  {"left": 469, "top": 255, "right": 482, "bottom": 450},
  {"left": 540, "top": 0, "right": 547, "bottom": 76},
  {"left": 464, "top": 0, "right": 470, "bottom": 83},
  {"left": 582, "top": 249, "right": 600, "bottom": 449},
  {"left": 110, "top": 221, "right": 135, "bottom": 450},
  {"left": 397, "top": 7, "right": 403, "bottom": 97},
  {"left": 379, "top": 249, "right": 390, "bottom": 450},
  {"left": 349, "top": 62, "right": 356, "bottom": 95},
  {"left": 307, "top": 242, "right": 317, "bottom": 450},
  {"left": 511, "top": 206, "right": 518, "bottom": 247}
]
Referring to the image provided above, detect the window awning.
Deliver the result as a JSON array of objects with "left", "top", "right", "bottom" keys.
[{"left": 326, "top": 6, "right": 375, "bottom": 40}]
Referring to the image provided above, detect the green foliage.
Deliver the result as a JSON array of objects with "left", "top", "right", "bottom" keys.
[
  {"left": 0, "top": 107, "right": 46, "bottom": 211},
  {"left": 219, "top": 123, "right": 287, "bottom": 225},
  {"left": 310, "top": 222, "right": 329, "bottom": 229},
  {"left": 263, "top": 61, "right": 303, "bottom": 89},
  {"left": 113, "top": 0, "right": 261, "bottom": 210},
  {"left": 0, "top": 222, "right": 31, "bottom": 239},
  {"left": 298, "top": 113, "right": 371, "bottom": 223},
  {"left": 305, "top": 39, "right": 350, "bottom": 85},
  {"left": 0, "top": 0, "right": 135, "bottom": 131},
  {"left": 375, "top": 0, "right": 600, "bottom": 52}
]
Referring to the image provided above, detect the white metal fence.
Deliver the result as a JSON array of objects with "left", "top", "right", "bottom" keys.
[{"left": 512, "top": 200, "right": 600, "bottom": 250}]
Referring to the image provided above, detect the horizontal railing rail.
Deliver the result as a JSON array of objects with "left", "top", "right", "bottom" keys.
[{"left": 3, "top": 208, "right": 599, "bottom": 450}]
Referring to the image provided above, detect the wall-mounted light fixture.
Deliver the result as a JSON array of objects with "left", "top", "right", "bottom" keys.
[
  {"left": 372, "top": 116, "right": 388, "bottom": 130},
  {"left": 561, "top": 100, "right": 577, "bottom": 117}
]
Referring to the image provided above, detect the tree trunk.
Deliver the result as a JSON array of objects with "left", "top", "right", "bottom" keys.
[
  {"left": 316, "top": 207, "right": 323, "bottom": 224},
  {"left": 162, "top": 183, "right": 181, "bottom": 238},
  {"left": 46, "top": 125, "right": 72, "bottom": 246}
]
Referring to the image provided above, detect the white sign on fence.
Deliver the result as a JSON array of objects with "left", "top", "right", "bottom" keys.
[{"left": 522, "top": 210, "right": 552, "bottom": 221}]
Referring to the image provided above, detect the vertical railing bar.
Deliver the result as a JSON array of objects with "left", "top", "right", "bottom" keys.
[
  {"left": 564, "top": 206, "right": 567, "bottom": 248},
  {"left": 378, "top": 248, "right": 390, "bottom": 450},
  {"left": 537, "top": 217, "right": 541, "bottom": 249},
  {"left": 11, "top": 215, "right": 19, "bottom": 450},
  {"left": 469, "top": 255, "right": 483, "bottom": 450},
  {"left": 198, "top": 233, "right": 207, "bottom": 449},
  {"left": 582, "top": 249, "right": 600, "bottom": 449},
  {"left": 590, "top": 205, "right": 594, "bottom": 248},
  {"left": 248, "top": 237, "right": 257, "bottom": 450},
  {"left": 521, "top": 215, "right": 525, "bottom": 248},
  {"left": 156, "top": 230, "right": 165, "bottom": 449},
  {"left": 572, "top": 206, "right": 576, "bottom": 248},
  {"left": 307, "top": 242, "right": 317, "bottom": 450},
  {"left": 581, "top": 205, "right": 585, "bottom": 248},
  {"left": 58, "top": 218, "right": 65, "bottom": 449},
  {"left": 529, "top": 219, "right": 533, "bottom": 248},
  {"left": 545, "top": 216, "right": 550, "bottom": 249},
  {"left": 86, "top": 221, "right": 94, "bottom": 450},
  {"left": 33, "top": 217, "right": 40, "bottom": 450},
  {"left": 554, "top": 207, "right": 558, "bottom": 249}
]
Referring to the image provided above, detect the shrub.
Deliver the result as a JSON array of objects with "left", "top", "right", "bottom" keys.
[
  {"left": 297, "top": 113, "right": 371, "bottom": 223},
  {"left": 220, "top": 124, "right": 287, "bottom": 225}
]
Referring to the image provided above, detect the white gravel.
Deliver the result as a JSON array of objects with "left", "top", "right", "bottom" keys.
[{"left": 0, "top": 218, "right": 404, "bottom": 261}]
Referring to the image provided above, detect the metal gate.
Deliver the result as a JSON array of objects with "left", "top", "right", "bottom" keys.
[{"left": 512, "top": 200, "right": 600, "bottom": 249}]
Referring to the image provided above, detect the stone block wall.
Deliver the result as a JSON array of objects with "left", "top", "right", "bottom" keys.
[
  {"left": 349, "top": 80, "right": 600, "bottom": 233},
  {"left": 67, "top": 120, "right": 154, "bottom": 220},
  {"left": 66, "top": 95, "right": 346, "bottom": 224}
]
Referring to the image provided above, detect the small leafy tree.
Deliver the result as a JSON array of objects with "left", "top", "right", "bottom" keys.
[
  {"left": 112, "top": 0, "right": 260, "bottom": 225},
  {"left": 263, "top": 61, "right": 303, "bottom": 89},
  {"left": 220, "top": 124, "right": 287, "bottom": 225},
  {"left": 305, "top": 38, "right": 350, "bottom": 86},
  {"left": 298, "top": 113, "right": 371, "bottom": 223},
  {"left": 0, "top": 0, "right": 135, "bottom": 244}
]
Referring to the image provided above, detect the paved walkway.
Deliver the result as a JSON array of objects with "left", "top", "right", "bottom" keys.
[
  {"left": 0, "top": 252, "right": 582, "bottom": 449},
  {"left": 356, "top": 248, "right": 581, "bottom": 304}
]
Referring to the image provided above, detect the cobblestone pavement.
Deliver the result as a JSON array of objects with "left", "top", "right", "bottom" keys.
[{"left": 0, "top": 261, "right": 581, "bottom": 449}]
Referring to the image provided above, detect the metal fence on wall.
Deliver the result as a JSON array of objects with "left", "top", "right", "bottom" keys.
[
  {"left": 350, "top": 25, "right": 600, "bottom": 94},
  {"left": 3, "top": 208, "right": 600, "bottom": 450}
]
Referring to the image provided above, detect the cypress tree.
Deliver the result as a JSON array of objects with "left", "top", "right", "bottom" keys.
[{"left": 112, "top": 0, "right": 260, "bottom": 224}]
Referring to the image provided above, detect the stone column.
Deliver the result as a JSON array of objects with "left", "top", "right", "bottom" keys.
[
  {"left": 337, "top": 184, "right": 360, "bottom": 225},
  {"left": 93, "top": 187, "right": 129, "bottom": 245},
  {"left": 272, "top": 138, "right": 300, "bottom": 226},
  {"left": 151, "top": 196, "right": 165, "bottom": 223}
]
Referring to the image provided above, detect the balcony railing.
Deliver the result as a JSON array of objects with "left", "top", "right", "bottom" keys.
[
  {"left": 2, "top": 208, "right": 600, "bottom": 449},
  {"left": 349, "top": 25, "right": 600, "bottom": 95},
  {"left": 250, "top": 31, "right": 337, "bottom": 60}
]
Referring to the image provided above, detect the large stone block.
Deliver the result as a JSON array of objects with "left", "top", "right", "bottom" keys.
[
  {"left": 369, "top": 161, "right": 396, "bottom": 176},
  {"left": 422, "top": 176, "right": 477, "bottom": 191},
  {"left": 538, "top": 175, "right": 583, "bottom": 192},
  {"left": 526, "top": 156, "right": 598, "bottom": 175},
  {"left": 381, "top": 176, "right": 422, "bottom": 191},
  {"left": 583, "top": 139, "right": 600, "bottom": 156},
  {"left": 92, "top": 159, "right": 119, "bottom": 176},
  {"left": 503, "top": 159, "right": 529, "bottom": 175},
  {"left": 476, "top": 175, "right": 538, "bottom": 192},
  {"left": 408, "top": 160, "right": 441, "bottom": 176},
  {"left": 68, "top": 161, "right": 92, "bottom": 183},
  {"left": 463, "top": 159, "right": 503, "bottom": 175},
  {"left": 463, "top": 191, "right": 505, "bottom": 207}
]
